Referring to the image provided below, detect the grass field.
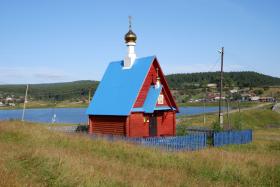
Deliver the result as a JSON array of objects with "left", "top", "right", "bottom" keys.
[
  {"left": 0, "top": 116, "right": 280, "bottom": 186},
  {"left": 179, "top": 105, "right": 279, "bottom": 129},
  {"left": 178, "top": 101, "right": 262, "bottom": 108}
]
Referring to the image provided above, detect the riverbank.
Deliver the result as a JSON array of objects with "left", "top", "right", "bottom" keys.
[
  {"left": 0, "top": 120, "right": 279, "bottom": 186},
  {"left": 1, "top": 100, "right": 266, "bottom": 110},
  {"left": 0, "top": 100, "right": 88, "bottom": 110}
]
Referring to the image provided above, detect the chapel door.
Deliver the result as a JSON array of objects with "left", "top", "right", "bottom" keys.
[{"left": 149, "top": 114, "right": 157, "bottom": 137}]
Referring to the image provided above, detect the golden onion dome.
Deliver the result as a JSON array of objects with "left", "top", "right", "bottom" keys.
[{"left": 124, "top": 29, "right": 137, "bottom": 43}]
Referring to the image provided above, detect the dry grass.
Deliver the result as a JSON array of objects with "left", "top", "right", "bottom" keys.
[{"left": 0, "top": 121, "right": 280, "bottom": 186}]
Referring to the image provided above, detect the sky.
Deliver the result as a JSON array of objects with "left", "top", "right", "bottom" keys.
[{"left": 0, "top": 0, "right": 280, "bottom": 84}]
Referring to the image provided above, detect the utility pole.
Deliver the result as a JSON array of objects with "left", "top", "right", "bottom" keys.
[
  {"left": 203, "top": 84, "right": 207, "bottom": 126},
  {"left": 218, "top": 47, "right": 224, "bottom": 129},
  {"left": 227, "top": 99, "right": 230, "bottom": 129},
  {"left": 21, "top": 84, "right": 29, "bottom": 122}
]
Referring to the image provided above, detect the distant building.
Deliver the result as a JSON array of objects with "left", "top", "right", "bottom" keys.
[
  {"left": 5, "top": 97, "right": 13, "bottom": 102},
  {"left": 214, "top": 96, "right": 226, "bottom": 101},
  {"left": 207, "top": 83, "right": 217, "bottom": 88},
  {"left": 250, "top": 96, "right": 260, "bottom": 101},
  {"left": 230, "top": 89, "right": 238, "bottom": 93},
  {"left": 241, "top": 93, "right": 251, "bottom": 101},
  {"left": 259, "top": 97, "right": 275, "bottom": 102}
]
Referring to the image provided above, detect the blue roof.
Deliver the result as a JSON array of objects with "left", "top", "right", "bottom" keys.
[
  {"left": 142, "top": 85, "right": 162, "bottom": 113},
  {"left": 131, "top": 106, "right": 174, "bottom": 113},
  {"left": 86, "top": 56, "right": 155, "bottom": 116}
]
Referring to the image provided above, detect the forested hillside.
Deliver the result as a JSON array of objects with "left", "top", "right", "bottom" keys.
[
  {"left": 166, "top": 71, "right": 280, "bottom": 89},
  {"left": 0, "top": 81, "right": 98, "bottom": 101},
  {"left": 1, "top": 71, "right": 279, "bottom": 101}
]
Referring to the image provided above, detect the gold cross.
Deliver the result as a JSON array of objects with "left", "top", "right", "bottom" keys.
[{"left": 129, "top": 16, "right": 132, "bottom": 30}]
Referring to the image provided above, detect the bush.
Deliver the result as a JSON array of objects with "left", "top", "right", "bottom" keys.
[
  {"left": 176, "top": 125, "right": 188, "bottom": 136},
  {"left": 212, "top": 121, "right": 222, "bottom": 132},
  {"left": 253, "top": 89, "right": 264, "bottom": 95}
]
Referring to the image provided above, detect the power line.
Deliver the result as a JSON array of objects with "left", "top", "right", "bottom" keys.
[{"left": 207, "top": 56, "right": 221, "bottom": 72}]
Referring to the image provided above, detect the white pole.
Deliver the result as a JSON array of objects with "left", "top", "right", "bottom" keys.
[
  {"left": 21, "top": 84, "right": 29, "bottom": 122},
  {"left": 203, "top": 100, "right": 206, "bottom": 125}
]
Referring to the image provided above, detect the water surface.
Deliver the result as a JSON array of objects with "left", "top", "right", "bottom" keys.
[{"left": 0, "top": 106, "right": 226, "bottom": 124}]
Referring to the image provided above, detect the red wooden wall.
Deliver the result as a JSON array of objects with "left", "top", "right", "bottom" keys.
[
  {"left": 89, "top": 111, "right": 176, "bottom": 137},
  {"left": 128, "top": 113, "right": 149, "bottom": 137},
  {"left": 127, "top": 111, "right": 175, "bottom": 137},
  {"left": 133, "top": 61, "right": 157, "bottom": 107},
  {"left": 89, "top": 115, "right": 127, "bottom": 136},
  {"left": 156, "top": 111, "right": 175, "bottom": 136},
  {"left": 133, "top": 58, "right": 178, "bottom": 111}
]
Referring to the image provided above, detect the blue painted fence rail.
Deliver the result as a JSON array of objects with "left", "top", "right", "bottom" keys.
[
  {"left": 90, "top": 133, "right": 207, "bottom": 151},
  {"left": 213, "top": 129, "right": 252, "bottom": 147}
]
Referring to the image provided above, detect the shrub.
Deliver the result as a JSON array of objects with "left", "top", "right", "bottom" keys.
[
  {"left": 176, "top": 125, "right": 188, "bottom": 136},
  {"left": 212, "top": 121, "right": 222, "bottom": 132}
]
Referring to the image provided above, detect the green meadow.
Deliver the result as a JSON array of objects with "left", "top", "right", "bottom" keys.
[{"left": 1, "top": 106, "right": 280, "bottom": 186}]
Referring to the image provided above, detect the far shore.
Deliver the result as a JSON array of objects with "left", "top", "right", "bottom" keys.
[
  {"left": 0, "top": 101, "right": 88, "bottom": 110},
  {"left": 0, "top": 100, "right": 268, "bottom": 111}
]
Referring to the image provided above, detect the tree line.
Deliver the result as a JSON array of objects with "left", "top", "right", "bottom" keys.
[
  {"left": 1, "top": 71, "right": 279, "bottom": 101},
  {"left": 166, "top": 71, "right": 280, "bottom": 89}
]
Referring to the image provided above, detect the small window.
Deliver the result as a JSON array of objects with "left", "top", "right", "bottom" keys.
[{"left": 158, "top": 94, "right": 164, "bottom": 104}]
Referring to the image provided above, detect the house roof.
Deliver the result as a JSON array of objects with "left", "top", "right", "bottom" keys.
[
  {"left": 86, "top": 56, "right": 155, "bottom": 116},
  {"left": 142, "top": 85, "right": 163, "bottom": 113},
  {"left": 131, "top": 106, "right": 175, "bottom": 113}
]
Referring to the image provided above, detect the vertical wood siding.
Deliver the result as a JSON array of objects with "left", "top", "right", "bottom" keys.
[
  {"left": 129, "top": 113, "right": 149, "bottom": 137},
  {"left": 133, "top": 59, "right": 178, "bottom": 112},
  {"left": 157, "top": 111, "right": 175, "bottom": 136},
  {"left": 128, "top": 112, "right": 176, "bottom": 137},
  {"left": 153, "top": 59, "right": 179, "bottom": 111},
  {"left": 133, "top": 62, "right": 157, "bottom": 108}
]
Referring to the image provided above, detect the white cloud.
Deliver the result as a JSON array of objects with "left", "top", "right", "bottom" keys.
[{"left": 0, "top": 66, "right": 72, "bottom": 84}]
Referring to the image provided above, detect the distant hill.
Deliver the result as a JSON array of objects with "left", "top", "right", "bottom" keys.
[
  {"left": 166, "top": 71, "right": 280, "bottom": 89},
  {"left": 1, "top": 71, "right": 279, "bottom": 101},
  {"left": 0, "top": 80, "right": 99, "bottom": 101}
]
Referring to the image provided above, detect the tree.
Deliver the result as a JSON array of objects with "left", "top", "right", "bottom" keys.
[{"left": 253, "top": 88, "right": 264, "bottom": 95}]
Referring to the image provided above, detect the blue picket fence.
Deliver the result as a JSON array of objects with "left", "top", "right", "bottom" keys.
[
  {"left": 213, "top": 129, "right": 252, "bottom": 147},
  {"left": 90, "top": 133, "right": 207, "bottom": 151},
  {"left": 84, "top": 129, "right": 253, "bottom": 150}
]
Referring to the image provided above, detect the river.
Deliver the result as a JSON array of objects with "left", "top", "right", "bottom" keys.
[{"left": 0, "top": 106, "right": 227, "bottom": 124}]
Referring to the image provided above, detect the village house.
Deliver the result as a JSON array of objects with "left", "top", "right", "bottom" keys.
[
  {"left": 250, "top": 96, "right": 260, "bottom": 101},
  {"left": 207, "top": 83, "right": 217, "bottom": 88},
  {"left": 86, "top": 22, "right": 178, "bottom": 137},
  {"left": 259, "top": 97, "right": 275, "bottom": 102}
]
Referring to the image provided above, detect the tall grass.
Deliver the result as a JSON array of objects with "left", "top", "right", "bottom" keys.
[{"left": 0, "top": 121, "right": 280, "bottom": 186}]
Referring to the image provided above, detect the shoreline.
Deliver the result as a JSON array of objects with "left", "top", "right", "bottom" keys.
[{"left": 0, "top": 101, "right": 266, "bottom": 110}]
